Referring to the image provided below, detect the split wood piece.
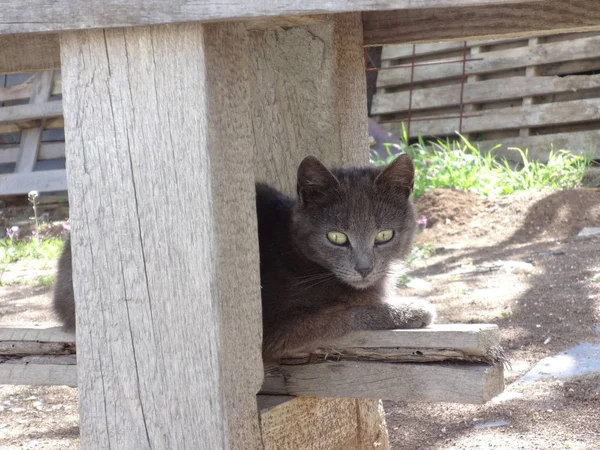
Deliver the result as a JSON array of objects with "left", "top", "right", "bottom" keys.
[
  {"left": 262, "top": 360, "right": 504, "bottom": 404},
  {"left": 0, "top": 327, "right": 75, "bottom": 356},
  {"left": 0, "top": 355, "right": 77, "bottom": 387}
]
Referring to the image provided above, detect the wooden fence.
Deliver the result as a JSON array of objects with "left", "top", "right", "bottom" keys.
[
  {"left": 371, "top": 32, "right": 600, "bottom": 162},
  {"left": 0, "top": 71, "right": 66, "bottom": 196}
]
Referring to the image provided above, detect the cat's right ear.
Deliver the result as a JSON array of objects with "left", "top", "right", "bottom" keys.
[
  {"left": 297, "top": 156, "right": 339, "bottom": 206},
  {"left": 374, "top": 153, "right": 414, "bottom": 195}
]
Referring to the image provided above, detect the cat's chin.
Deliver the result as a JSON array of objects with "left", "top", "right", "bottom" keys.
[{"left": 344, "top": 278, "right": 377, "bottom": 290}]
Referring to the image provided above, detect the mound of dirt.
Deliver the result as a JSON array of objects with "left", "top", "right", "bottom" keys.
[
  {"left": 415, "top": 188, "right": 488, "bottom": 228},
  {"left": 415, "top": 188, "right": 600, "bottom": 245}
]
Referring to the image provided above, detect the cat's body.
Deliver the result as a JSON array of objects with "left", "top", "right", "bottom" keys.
[{"left": 52, "top": 155, "right": 435, "bottom": 360}]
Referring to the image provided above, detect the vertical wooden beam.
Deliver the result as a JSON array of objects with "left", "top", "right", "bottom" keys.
[
  {"left": 60, "top": 23, "right": 263, "bottom": 449},
  {"left": 247, "top": 13, "right": 389, "bottom": 449},
  {"left": 14, "top": 70, "right": 53, "bottom": 173},
  {"left": 520, "top": 37, "right": 541, "bottom": 137}
]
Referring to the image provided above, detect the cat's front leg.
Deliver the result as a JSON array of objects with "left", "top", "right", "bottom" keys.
[{"left": 376, "top": 296, "right": 436, "bottom": 329}]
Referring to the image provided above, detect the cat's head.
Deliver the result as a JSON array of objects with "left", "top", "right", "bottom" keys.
[{"left": 291, "top": 155, "right": 416, "bottom": 289}]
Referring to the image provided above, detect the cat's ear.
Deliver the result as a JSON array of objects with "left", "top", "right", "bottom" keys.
[
  {"left": 297, "top": 156, "right": 339, "bottom": 206},
  {"left": 374, "top": 153, "right": 414, "bottom": 195}
]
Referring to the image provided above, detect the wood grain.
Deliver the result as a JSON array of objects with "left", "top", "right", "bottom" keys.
[
  {"left": 0, "top": 74, "right": 61, "bottom": 102},
  {"left": 0, "top": 169, "right": 67, "bottom": 195},
  {"left": 0, "top": 142, "right": 65, "bottom": 165},
  {"left": 263, "top": 361, "right": 504, "bottom": 404},
  {"left": 60, "top": 23, "right": 263, "bottom": 449},
  {"left": 0, "top": 34, "right": 60, "bottom": 73},
  {"left": 0, "top": 0, "right": 527, "bottom": 35},
  {"left": 382, "top": 97, "right": 600, "bottom": 137},
  {"left": 363, "top": 0, "right": 600, "bottom": 45},
  {"left": 247, "top": 14, "right": 387, "bottom": 449},
  {"left": 372, "top": 74, "right": 600, "bottom": 115},
  {"left": 15, "top": 71, "right": 54, "bottom": 173},
  {"left": 377, "top": 35, "right": 600, "bottom": 87}
]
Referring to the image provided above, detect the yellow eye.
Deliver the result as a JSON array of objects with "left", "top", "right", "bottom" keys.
[
  {"left": 327, "top": 231, "right": 348, "bottom": 245},
  {"left": 375, "top": 230, "right": 394, "bottom": 244}
]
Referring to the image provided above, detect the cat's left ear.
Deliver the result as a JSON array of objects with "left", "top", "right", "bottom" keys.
[{"left": 374, "top": 154, "right": 414, "bottom": 195}]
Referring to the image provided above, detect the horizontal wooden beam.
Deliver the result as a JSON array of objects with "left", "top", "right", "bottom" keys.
[
  {"left": 0, "top": 100, "right": 63, "bottom": 124},
  {"left": 3, "top": 2, "right": 600, "bottom": 73},
  {"left": 0, "top": 117, "right": 63, "bottom": 135},
  {"left": 0, "top": 325, "right": 504, "bottom": 405},
  {"left": 262, "top": 360, "right": 503, "bottom": 404},
  {"left": 0, "top": 74, "right": 61, "bottom": 101},
  {"left": 363, "top": 0, "right": 600, "bottom": 46},
  {"left": 478, "top": 131, "right": 600, "bottom": 161},
  {"left": 0, "top": 0, "right": 528, "bottom": 35},
  {"left": 372, "top": 74, "right": 600, "bottom": 115},
  {"left": 0, "top": 169, "right": 67, "bottom": 195},
  {"left": 377, "top": 35, "right": 600, "bottom": 88},
  {"left": 382, "top": 97, "right": 600, "bottom": 136},
  {"left": 0, "top": 142, "right": 65, "bottom": 164}
]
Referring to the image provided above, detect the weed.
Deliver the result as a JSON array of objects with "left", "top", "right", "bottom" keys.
[
  {"left": 396, "top": 274, "right": 411, "bottom": 288},
  {"left": 371, "top": 128, "right": 591, "bottom": 198},
  {"left": 35, "top": 275, "right": 55, "bottom": 287}
]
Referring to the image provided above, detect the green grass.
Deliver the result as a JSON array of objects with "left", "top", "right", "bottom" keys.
[
  {"left": 371, "top": 130, "right": 591, "bottom": 198},
  {"left": 35, "top": 275, "right": 55, "bottom": 287},
  {"left": 0, "top": 237, "right": 64, "bottom": 266}
]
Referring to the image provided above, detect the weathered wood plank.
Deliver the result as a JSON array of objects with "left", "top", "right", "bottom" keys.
[
  {"left": 320, "top": 324, "right": 499, "bottom": 356},
  {"left": 15, "top": 70, "right": 54, "bottom": 173},
  {"left": 0, "top": 100, "right": 63, "bottom": 125},
  {"left": 380, "top": 37, "right": 527, "bottom": 60},
  {"left": 364, "top": 0, "right": 600, "bottom": 46},
  {"left": 0, "top": 0, "right": 531, "bottom": 35},
  {"left": 377, "top": 35, "right": 600, "bottom": 87},
  {"left": 0, "top": 142, "right": 65, "bottom": 165},
  {"left": 260, "top": 396, "right": 390, "bottom": 450},
  {"left": 0, "top": 74, "right": 62, "bottom": 102},
  {"left": 0, "top": 117, "right": 63, "bottom": 135},
  {"left": 0, "top": 358, "right": 77, "bottom": 387},
  {"left": 262, "top": 361, "right": 504, "bottom": 404},
  {"left": 372, "top": 74, "right": 600, "bottom": 115},
  {"left": 0, "top": 169, "right": 67, "bottom": 195},
  {"left": 382, "top": 97, "right": 600, "bottom": 137},
  {"left": 60, "top": 23, "right": 263, "bottom": 449},
  {"left": 248, "top": 14, "right": 388, "bottom": 449},
  {"left": 0, "top": 327, "right": 73, "bottom": 343},
  {"left": 0, "top": 327, "right": 75, "bottom": 355},
  {"left": 478, "top": 131, "right": 600, "bottom": 162},
  {"left": 0, "top": 34, "right": 60, "bottom": 73}
]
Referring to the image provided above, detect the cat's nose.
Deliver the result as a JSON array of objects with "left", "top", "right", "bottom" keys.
[{"left": 355, "top": 264, "right": 373, "bottom": 278}]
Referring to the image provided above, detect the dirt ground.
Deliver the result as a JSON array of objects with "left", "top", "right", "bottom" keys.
[{"left": 0, "top": 188, "right": 599, "bottom": 449}]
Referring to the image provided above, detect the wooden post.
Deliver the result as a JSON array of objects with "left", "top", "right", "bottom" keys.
[
  {"left": 60, "top": 23, "right": 263, "bottom": 449},
  {"left": 247, "top": 13, "right": 390, "bottom": 449}
]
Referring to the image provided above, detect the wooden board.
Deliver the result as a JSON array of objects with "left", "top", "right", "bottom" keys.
[
  {"left": 0, "top": 0, "right": 531, "bottom": 35},
  {"left": 0, "top": 142, "right": 65, "bottom": 165},
  {"left": 15, "top": 71, "right": 54, "bottom": 173},
  {"left": 0, "top": 74, "right": 61, "bottom": 102},
  {"left": 377, "top": 35, "right": 600, "bottom": 87},
  {"left": 0, "top": 169, "right": 67, "bottom": 195},
  {"left": 478, "top": 131, "right": 600, "bottom": 162},
  {"left": 0, "top": 34, "right": 60, "bottom": 74},
  {"left": 382, "top": 97, "right": 600, "bottom": 136},
  {"left": 363, "top": 0, "right": 600, "bottom": 45},
  {"left": 372, "top": 74, "right": 600, "bottom": 115},
  {"left": 0, "top": 358, "right": 77, "bottom": 387},
  {"left": 0, "top": 100, "right": 63, "bottom": 124},
  {"left": 60, "top": 23, "right": 264, "bottom": 449},
  {"left": 262, "top": 361, "right": 504, "bottom": 404}
]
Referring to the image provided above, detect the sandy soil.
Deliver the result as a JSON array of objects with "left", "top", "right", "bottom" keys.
[{"left": 0, "top": 188, "right": 599, "bottom": 449}]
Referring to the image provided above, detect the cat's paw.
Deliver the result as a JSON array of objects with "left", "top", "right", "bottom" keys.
[{"left": 386, "top": 296, "right": 436, "bottom": 329}]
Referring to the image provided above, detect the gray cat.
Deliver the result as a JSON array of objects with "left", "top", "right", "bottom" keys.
[{"left": 52, "top": 154, "right": 435, "bottom": 360}]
